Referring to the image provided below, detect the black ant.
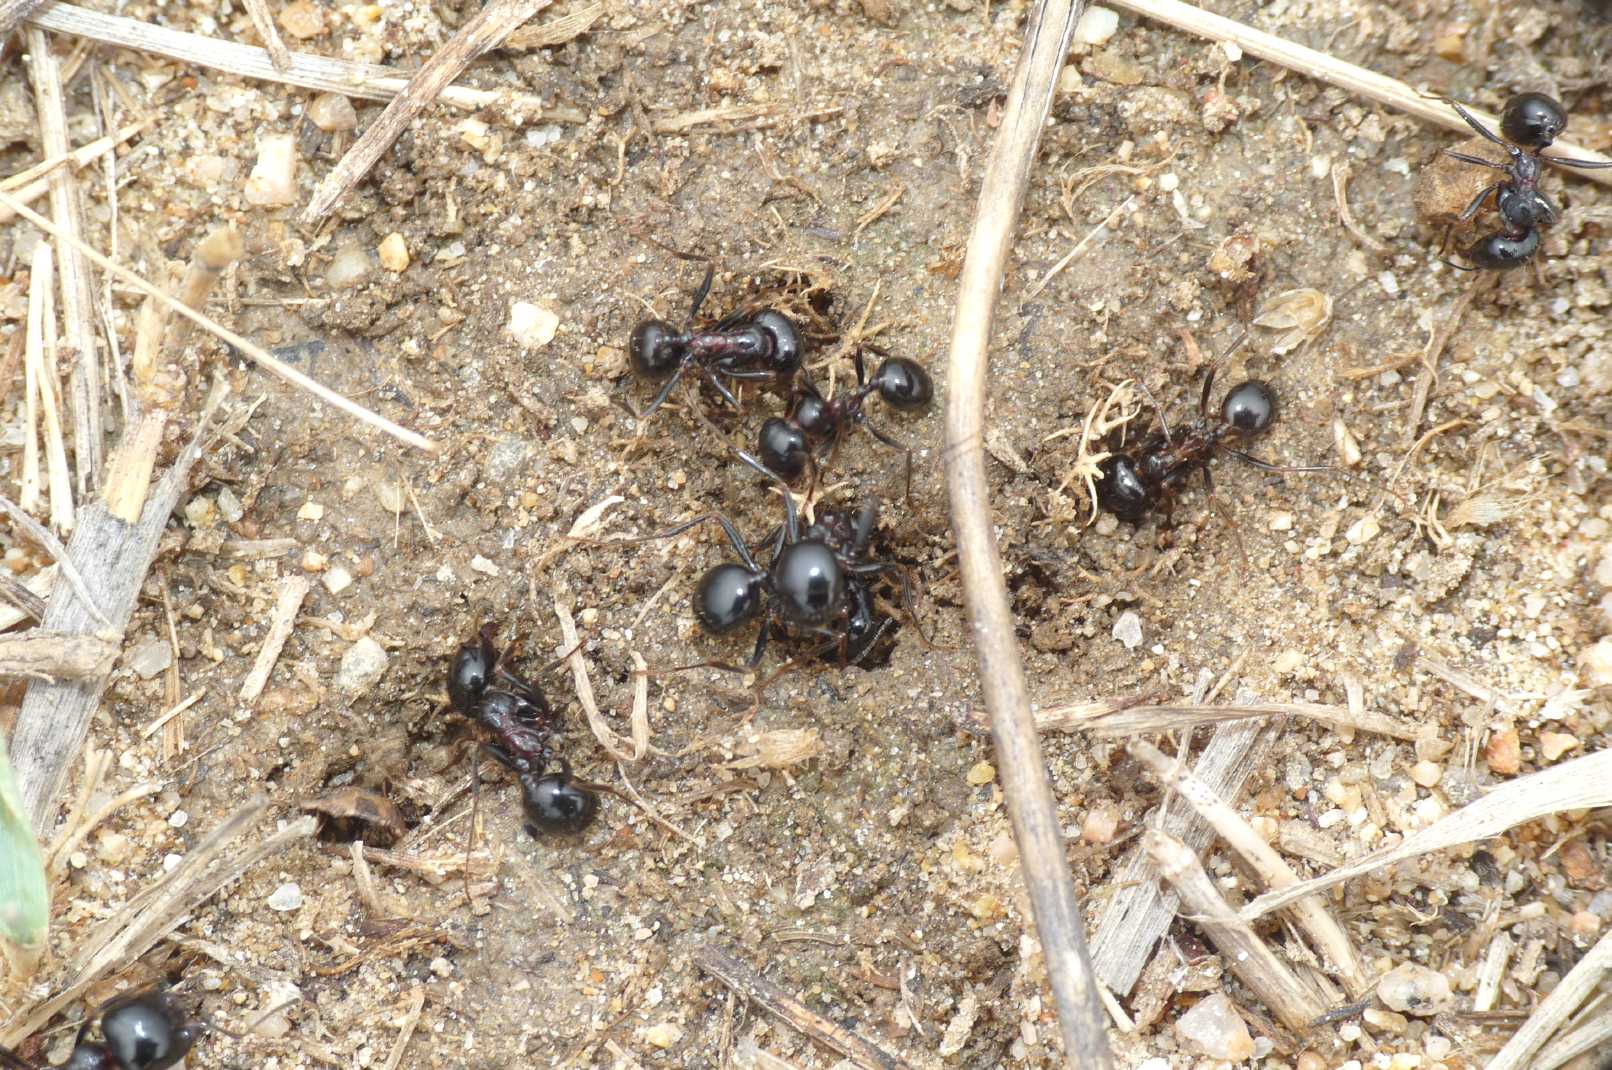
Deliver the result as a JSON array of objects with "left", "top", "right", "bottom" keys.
[
  {"left": 1443, "top": 92, "right": 1612, "bottom": 271},
  {"left": 0, "top": 987, "right": 197, "bottom": 1070},
  {"left": 756, "top": 349, "right": 933, "bottom": 489},
  {"left": 650, "top": 453, "right": 908, "bottom": 671},
  {"left": 447, "top": 626, "right": 598, "bottom": 838},
  {"left": 628, "top": 264, "right": 804, "bottom": 419},
  {"left": 1096, "top": 371, "right": 1328, "bottom": 523}
]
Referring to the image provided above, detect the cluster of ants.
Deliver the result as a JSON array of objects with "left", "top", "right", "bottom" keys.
[{"left": 1, "top": 986, "right": 195, "bottom": 1070}]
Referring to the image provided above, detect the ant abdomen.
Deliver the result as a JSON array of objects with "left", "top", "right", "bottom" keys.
[
  {"left": 695, "top": 564, "right": 766, "bottom": 633},
  {"left": 1220, "top": 379, "right": 1276, "bottom": 432},
  {"left": 629, "top": 319, "right": 683, "bottom": 378},
  {"left": 751, "top": 310, "right": 803, "bottom": 375},
  {"left": 1096, "top": 455, "right": 1155, "bottom": 522},
  {"left": 872, "top": 357, "right": 933, "bottom": 410},
  {"left": 521, "top": 773, "right": 599, "bottom": 837},
  {"left": 1467, "top": 228, "right": 1540, "bottom": 271},
  {"left": 758, "top": 418, "right": 811, "bottom": 481}
]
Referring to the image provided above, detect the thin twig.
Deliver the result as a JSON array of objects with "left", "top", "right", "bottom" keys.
[
  {"left": 696, "top": 945, "right": 914, "bottom": 1070},
  {"left": 1013, "top": 697, "right": 1422, "bottom": 741},
  {"left": 0, "top": 0, "right": 49, "bottom": 35},
  {"left": 27, "top": 26, "right": 103, "bottom": 488},
  {"left": 302, "top": 0, "right": 551, "bottom": 223},
  {"left": 380, "top": 989, "right": 427, "bottom": 1070},
  {"left": 239, "top": 576, "right": 311, "bottom": 704},
  {"left": 27, "top": 3, "right": 584, "bottom": 120},
  {"left": 504, "top": 0, "right": 602, "bottom": 49},
  {"left": 1106, "top": 0, "right": 1612, "bottom": 186},
  {"left": 0, "top": 187, "right": 438, "bottom": 453},
  {"left": 0, "top": 492, "right": 110, "bottom": 628},
  {"left": 1487, "top": 927, "right": 1612, "bottom": 1070},
  {"left": 0, "top": 630, "right": 117, "bottom": 679},
  {"left": 941, "top": 1, "right": 1111, "bottom": 1065},
  {"left": 240, "top": 0, "right": 291, "bottom": 71}
]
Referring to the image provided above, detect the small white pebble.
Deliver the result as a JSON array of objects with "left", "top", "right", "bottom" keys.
[
  {"left": 297, "top": 501, "right": 324, "bottom": 522},
  {"left": 507, "top": 301, "right": 559, "bottom": 349},
  {"left": 1378, "top": 962, "right": 1453, "bottom": 1016},
  {"left": 267, "top": 882, "right": 304, "bottom": 911},
  {"left": 1072, "top": 4, "right": 1119, "bottom": 45},
  {"left": 307, "top": 92, "right": 358, "bottom": 132},
  {"left": 168, "top": 809, "right": 189, "bottom": 829},
  {"left": 69, "top": 850, "right": 88, "bottom": 869},
  {"left": 163, "top": 853, "right": 182, "bottom": 872},
  {"left": 1409, "top": 760, "right": 1443, "bottom": 787},
  {"left": 429, "top": 957, "right": 453, "bottom": 978},
  {"left": 326, "top": 243, "right": 373, "bottom": 290},
  {"left": 377, "top": 232, "right": 410, "bottom": 273},
  {"left": 1268, "top": 510, "right": 1294, "bottom": 532},
  {"left": 1345, "top": 514, "right": 1381, "bottom": 545},
  {"left": 1333, "top": 417, "right": 1363, "bottom": 467},
  {"left": 1112, "top": 610, "right": 1143, "bottom": 650},
  {"left": 322, "top": 566, "right": 354, "bottom": 595},
  {"left": 243, "top": 133, "right": 298, "bottom": 207},
  {"left": 469, "top": 555, "right": 500, "bottom": 577},
  {"left": 335, "top": 637, "right": 388, "bottom": 695}
]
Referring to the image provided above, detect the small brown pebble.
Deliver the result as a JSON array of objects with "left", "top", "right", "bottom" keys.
[
  {"left": 1484, "top": 725, "right": 1521, "bottom": 775},
  {"left": 352, "top": 554, "right": 376, "bottom": 578},
  {"left": 1570, "top": 911, "right": 1602, "bottom": 938},
  {"left": 1409, "top": 759, "right": 1443, "bottom": 787},
  {"left": 1539, "top": 731, "right": 1579, "bottom": 761},
  {"left": 1082, "top": 805, "right": 1120, "bottom": 844},
  {"left": 966, "top": 761, "right": 996, "bottom": 786},
  {"left": 1560, "top": 838, "right": 1607, "bottom": 890},
  {"left": 1296, "top": 1052, "right": 1327, "bottom": 1070},
  {"left": 377, "top": 232, "right": 409, "bottom": 273},
  {"left": 278, "top": 0, "right": 325, "bottom": 38}
]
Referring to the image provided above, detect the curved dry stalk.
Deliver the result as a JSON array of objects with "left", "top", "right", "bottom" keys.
[{"left": 941, "top": 1, "right": 1111, "bottom": 1066}]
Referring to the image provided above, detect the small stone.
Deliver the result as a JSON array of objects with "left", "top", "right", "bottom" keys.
[
  {"left": 1082, "top": 805, "right": 1119, "bottom": 844},
  {"left": 1268, "top": 511, "right": 1294, "bottom": 532},
  {"left": 1072, "top": 5, "right": 1118, "bottom": 45},
  {"left": 1112, "top": 609, "right": 1142, "bottom": 650},
  {"left": 1377, "top": 962, "right": 1453, "bottom": 1016},
  {"left": 1424, "top": 1036, "right": 1452, "bottom": 1060},
  {"left": 1570, "top": 910, "right": 1602, "bottom": 938},
  {"left": 470, "top": 555, "right": 500, "bottom": 577},
  {"left": 1579, "top": 637, "right": 1612, "bottom": 686},
  {"left": 307, "top": 93, "right": 356, "bottom": 132},
  {"left": 1345, "top": 514, "right": 1381, "bottom": 545},
  {"left": 183, "top": 496, "right": 216, "bottom": 528},
  {"left": 96, "top": 831, "right": 131, "bottom": 864},
  {"left": 216, "top": 485, "right": 244, "bottom": 523},
  {"left": 277, "top": 0, "right": 325, "bottom": 38},
  {"left": 267, "top": 882, "right": 304, "bottom": 911},
  {"left": 641, "top": 1022, "right": 682, "bottom": 1049},
  {"left": 1333, "top": 417, "right": 1363, "bottom": 467},
  {"left": 938, "top": 994, "right": 979, "bottom": 1057},
  {"left": 127, "top": 637, "right": 173, "bottom": 680},
  {"left": 322, "top": 566, "right": 353, "bottom": 595},
  {"left": 335, "top": 636, "right": 388, "bottom": 695},
  {"left": 1561, "top": 838, "right": 1606, "bottom": 889},
  {"left": 1272, "top": 649, "right": 1304, "bottom": 675},
  {"left": 1175, "top": 993, "right": 1255, "bottom": 1061},
  {"left": 1409, "top": 760, "right": 1443, "bottom": 787},
  {"left": 429, "top": 957, "right": 452, "bottom": 978},
  {"left": 1484, "top": 725, "right": 1521, "bottom": 775},
  {"left": 326, "top": 243, "right": 372, "bottom": 290},
  {"left": 507, "top": 301, "right": 559, "bottom": 349},
  {"left": 243, "top": 133, "right": 298, "bottom": 207},
  {"left": 297, "top": 501, "right": 324, "bottom": 522},
  {"left": 373, "top": 480, "right": 405, "bottom": 514},
  {"left": 1538, "top": 731, "right": 1579, "bottom": 761},
  {"left": 1363, "top": 1007, "right": 1408, "bottom": 1033},
  {"left": 168, "top": 809, "right": 188, "bottom": 829},
  {"left": 966, "top": 761, "right": 996, "bottom": 786},
  {"left": 1296, "top": 1052, "right": 1327, "bottom": 1070},
  {"left": 377, "top": 232, "right": 409, "bottom": 272},
  {"left": 301, "top": 549, "right": 327, "bottom": 572}
]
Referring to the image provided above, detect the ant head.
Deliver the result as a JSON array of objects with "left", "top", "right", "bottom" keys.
[
  {"left": 65, "top": 1042, "right": 119, "bottom": 1070},
  {"left": 629, "top": 319, "right": 684, "bottom": 379},
  {"left": 447, "top": 629, "right": 498, "bottom": 712},
  {"left": 521, "top": 774, "right": 599, "bottom": 837},
  {"left": 751, "top": 310, "right": 803, "bottom": 376},
  {"left": 771, "top": 540, "right": 846, "bottom": 627},
  {"left": 694, "top": 563, "right": 765, "bottom": 634},
  {"left": 98, "top": 991, "right": 197, "bottom": 1070},
  {"left": 791, "top": 390, "right": 834, "bottom": 436},
  {"left": 871, "top": 357, "right": 934, "bottom": 411},
  {"left": 1095, "top": 455, "right": 1153, "bottom": 523},
  {"left": 1501, "top": 93, "right": 1567, "bottom": 150},
  {"left": 758, "top": 418, "right": 810, "bottom": 482},
  {"left": 1220, "top": 379, "right": 1276, "bottom": 433}
]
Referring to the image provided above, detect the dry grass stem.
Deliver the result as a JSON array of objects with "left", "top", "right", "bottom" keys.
[
  {"left": 27, "top": 26, "right": 104, "bottom": 487},
  {"left": 1143, "top": 829, "right": 1327, "bottom": 1031},
  {"left": 1022, "top": 697, "right": 1421, "bottom": 741},
  {"left": 1243, "top": 748, "right": 1612, "bottom": 921},
  {"left": 240, "top": 0, "right": 291, "bottom": 71},
  {"left": 19, "top": 243, "right": 48, "bottom": 513},
  {"left": 239, "top": 576, "right": 312, "bottom": 704},
  {"left": 1534, "top": 1003, "right": 1612, "bottom": 1070},
  {"left": 381, "top": 989, "right": 427, "bottom": 1070},
  {"left": 696, "top": 945, "right": 916, "bottom": 1070},
  {"left": 0, "top": 567, "right": 50, "bottom": 624},
  {"left": 1402, "top": 283, "right": 1484, "bottom": 446},
  {"left": 505, "top": 0, "right": 603, "bottom": 48},
  {"left": 0, "top": 492, "right": 109, "bottom": 628},
  {"left": 553, "top": 589, "right": 648, "bottom": 762},
  {"left": 27, "top": 3, "right": 584, "bottom": 120},
  {"left": 302, "top": 0, "right": 552, "bottom": 223},
  {"left": 1092, "top": 719, "right": 1273, "bottom": 995},
  {"left": 1486, "top": 927, "right": 1612, "bottom": 1070},
  {"left": 650, "top": 103, "right": 843, "bottom": 134},
  {"left": 1412, "top": 649, "right": 1519, "bottom": 716},
  {"left": 1022, "top": 194, "right": 1136, "bottom": 304},
  {"left": 140, "top": 688, "right": 204, "bottom": 739},
  {"left": 0, "top": 188, "right": 438, "bottom": 453},
  {"left": 1331, "top": 161, "right": 1390, "bottom": 255},
  {"left": 44, "top": 780, "right": 161, "bottom": 879},
  {"left": 0, "top": 119, "right": 150, "bottom": 219},
  {"left": 0, "top": 0, "right": 49, "bottom": 35},
  {"left": 1129, "top": 740, "right": 1368, "bottom": 996},
  {"left": 1106, "top": 0, "right": 1612, "bottom": 185},
  {"left": 0, "top": 630, "right": 116, "bottom": 679},
  {"left": 1473, "top": 931, "right": 1513, "bottom": 1012},
  {"left": 852, "top": 182, "right": 905, "bottom": 240}
]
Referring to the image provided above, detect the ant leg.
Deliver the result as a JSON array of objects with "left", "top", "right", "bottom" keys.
[
  {"left": 1540, "top": 153, "right": 1612, "bottom": 170},
  {"left": 1456, "top": 183, "right": 1501, "bottom": 223},
  {"left": 846, "top": 561, "right": 936, "bottom": 649},
  {"left": 852, "top": 498, "right": 880, "bottom": 557},
  {"left": 1221, "top": 447, "right": 1334, "bottom": 474},
  {"left": 688, "top": 262, "right": 716, "bottom": 320},
  {"left": 744, "top": 625, "right": 770, "bottom": 669},
  {"left": 1443, "top": 150, "right": 1511, "bottom": 171},
  {"left": 1447, "top": 101, "right": 1519, "bottom": 155},
  {"left": 621, "top": 510, "right": 765, "bottom": 574},
  {"left": 1135, "top": 379, "right": 1175, "bottom": 443},
  {"left": 853, "top": 347, "right": 868, "bottom": 386},
  {"left": 736, "top": 450, "right": 801, "bottom": 542},
  {"left": 701, "top": 367, "right": 745, "bottom": 410},
  {"left": 863, "top": 421, "right": 916, "bottom": 502},
  {"left": 1198, "top": 366, "right": 1217, "bottom": 421},
  {"left": 1201, "top": 465, "right": 1249, "bottom": 567},
  {"left": 635, "top": 363, "right": 689, "bottom": 421}
]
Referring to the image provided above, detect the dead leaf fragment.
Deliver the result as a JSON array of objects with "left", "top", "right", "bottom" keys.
[
  {"left": 1252, "top": 288, "right": 1333, "bottom": 355},
  {"left": 302, "top": 787, "right": 407, "bottom": 846}
]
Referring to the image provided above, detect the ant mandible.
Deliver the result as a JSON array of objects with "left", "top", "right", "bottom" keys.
[
  {"left": 0, "top": 987, "right": 198, "bottom": 1070},
  {"left": 756, "top": 349, "right": 933, "bottom": 490},
  {"left": 1443, "top": 92, "right": 1612, "bottom": 271},
  {"left": 1096, "top": 370, "right": 1327, "bottom": 523},
  {"left": 652, "top": 453, "right": 906, "bottom": 670},
  {"left": 447, "top": 626, "right": 599, "bottom": 837},
  {"left": 628, "top": 264, "right": 804, "bottom": 419}
]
